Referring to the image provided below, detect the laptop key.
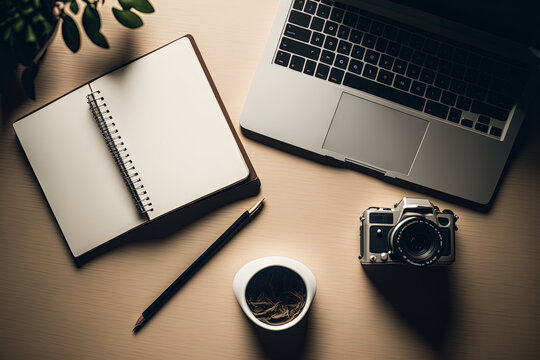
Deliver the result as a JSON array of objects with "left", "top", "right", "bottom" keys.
[
  {"left": 466, "top": 84, "right": 486, "bottom": 101},
  {"left": 304, "top": 1, "right": 317, "bottom": 15},
  {"left": 411, "top": 51, "right": 426, "bottom": 66},
  {"left": 334, "top": 54, "right": 349, "bottom": 69},
  {"left": 285, "top": 24, "right": 312, "bottom": 43},
  {"left": 316, "top": 4, "right": 331, "bottom": 19},
  {"left": 393, "top": 75, "right": 411, "bottom": 91},
  {"left": 474, "top": 122, "right": 488, "bottom": 133},
  {"left": 441, "top": 91, "right": 457, "bottom": 106},
  {"left": 329, "top": 68, "right": 345, "bottom": 84},
  {"left": 338, "top": 25, "right": 351, "bottom": 40},
  {"left": 379, "top": 54, "right": 394, "bottom": 70},
  {"left": 293, "top": 0, "right": 306, "bottom": 10},
  {"left": 364, "top": 49, "right": 379, "bottom": 65},
  {"left": 321, "top": 50, "right": 335, "bottom": 65},
  {"left": 450, "top": 79, "right": 466, "bottom": 94},
  {"left": 487, "top": 92, "right": 513, "bottom": 110},
  {"left": 315, "top": 63, "right": 330, "bottom": 79},
  {"left": 357, "top": 16, "right": 371, "bottom": 32},
  {"left": 425, "top": 86, "right": 441, "bottom": 101},
  {"left": 392, "top": 59, "right": 407, "bottom": 74},
  {"left": 377, "top": 69, "right": 394, "bottom": 86},
  {"left": 310, "top": 32, "right": 325, "bottom": 47},
  {"left": 406, "top": 64, "right": 421, "bottom": 79},
  {"left": 289, "top": 55, "right": 305, "bottom": 71},
  {"left": 424, "top": 55, "right": 439, "bottom": 70},
  {"left": 434, "top": 74, "right": 450, "bottom": 89},
  {"left": 275, "top": 51, "right": 291, "bottom": 67},
  {"left": 289, "top": 10, "right": 311, "bottom": 28},
  {"left": 386, "top": 42, "right": 400, "bottom": 57},
  {"left": 337, "top": 40, "right": 352, "bottom": 55},
  {"left": 425, "top": 101, "right": 449, "bottom": 119},
  {"left": 411, "top": 81, "right": 426, "bottom": 96},
  {"left": 477, "top": 115, "right": 490, "bottom": 124},
  {"left": 330, "top": 7, "right": 345, "bottom": 22},
  {"left": 343, "top": 72, "right": 426, "bottom": 111},
  {"left": 471, "top": 101, "right": 509, "bottom": 121},
  {"left": 461, "top": 119, "right": 473, "bottom": 128},
  {"left": 448, "top": 108, "right": 462, "bottom": 123},
  {"left": 349, "top": 30, "right": 362, "bottom": 44},
  {"left": 351, "top": 45, "right": 365, "bottom": 60},
  {"left": 362, "top": 64, "right": 378, "bottom": 79},
  {"left": 375, "top": 37, "right": 388, "bottom": 53},
  {"left": 324, "top": 21, "right": 339, "bottom": 36},
  {"left": 398, "top": 46, "right": 413, "bottom": 61},
  {"left": 348, "top": 59, "right": 364, "bottom": 75},
  {"left": 324, "top": 36, "right": 338, "bottom": 51},
  {"left": 438, "top": 60, "right": 452, "bottom": 75},
  {"left": 280, "top": 37, "right": 321, "bottom": 61},
  {"left": 410, "top": 34, "right": 425, "bottom": 50},
  {"left": 343, "top": 12, "right": 358, "bottom": 27},
  {"left": 397, "top": 29, "right": 411, "bottom": 46},
  {"left": 370, "top": 21, "right": 385, "bottom": 36},
  {"left": 490, "top": 126, "right": 502, "bottom": 137},
  {"left": 419, "top": 68, "right": 435, "bottom": 84},
  {"left": 423, "top": 39, "right": 439, "bottom": 55},
  {"left": 310, "top": 17, "right": 324, "bottom": 31},
  {"left": 362, "top": 33, "right": 376, "bottom": 48},
  {"left": 383, "top": 25, "right": 397, "bottom": 40},
  {"left": 456, "top": 96, "right": 472, "bottom": 111},
  {"left": 304, "top": 59, "right": 317, "bottom": 75}
]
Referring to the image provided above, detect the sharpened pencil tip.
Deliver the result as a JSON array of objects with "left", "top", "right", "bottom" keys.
[{"left": 133, "top": 315, "right": 146, "bottom": 333}]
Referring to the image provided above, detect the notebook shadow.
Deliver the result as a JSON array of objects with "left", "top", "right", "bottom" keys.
[
  {"left": 71, "top": 176, "right": 260, "bottom": 267},
  {"left": 363, "top": 266, "right": 456, "bottom": 356},
  {"left": 248, "top": 306, "right": 315, "bottom": 360}
]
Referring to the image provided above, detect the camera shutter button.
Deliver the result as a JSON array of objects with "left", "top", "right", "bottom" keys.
[{"left": 380, "top": 252, "right": 388, "bottom": 261}]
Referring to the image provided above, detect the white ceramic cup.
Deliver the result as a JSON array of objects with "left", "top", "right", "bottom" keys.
[{"left": 233, "top": 256, "right": 317, "bottom": 331}]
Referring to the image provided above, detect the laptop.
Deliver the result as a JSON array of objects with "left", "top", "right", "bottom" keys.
[{"left": 240, "top": 0, "right": 540, "bottom": 207}]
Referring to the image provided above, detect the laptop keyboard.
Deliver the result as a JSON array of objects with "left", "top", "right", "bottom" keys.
[{"left": 274, "top": 0, "right": 530, "bottom": 139}]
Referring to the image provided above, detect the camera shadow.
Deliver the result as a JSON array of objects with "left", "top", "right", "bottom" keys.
[
  {"left": 363, "top": 266, "right": 455, "bottom": 355},
  {"left": 249, "top": 308, "right": 314, "bottom": 360}
]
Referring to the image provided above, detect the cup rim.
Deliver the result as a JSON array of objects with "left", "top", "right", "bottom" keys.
[{"left": 233, "top": 256, "right": 316, "bottom": 331}]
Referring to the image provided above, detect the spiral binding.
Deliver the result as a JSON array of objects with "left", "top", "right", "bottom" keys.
[{"left": 87, "top": 90, "right": 153, "bottom": 216}]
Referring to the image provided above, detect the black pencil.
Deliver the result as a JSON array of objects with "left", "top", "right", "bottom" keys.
[{"left": 132, "top": 198, "right": 264, "bottom": 333}]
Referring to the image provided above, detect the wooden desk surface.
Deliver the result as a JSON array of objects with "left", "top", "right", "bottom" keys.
[{"left": 1, "top": 1, "right": 539, "bottom": 359}]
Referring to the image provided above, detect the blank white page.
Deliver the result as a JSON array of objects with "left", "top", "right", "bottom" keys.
[
  {"left": 91, "top": 37, "right": 249, "bottom": 219},
  {"left": 14, "top": 86, "right": 146, "bottom": 257}
]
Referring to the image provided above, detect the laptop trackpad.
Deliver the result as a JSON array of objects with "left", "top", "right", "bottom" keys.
[{"left": 323, "top": 93, "right": 428, "bottom": 175}]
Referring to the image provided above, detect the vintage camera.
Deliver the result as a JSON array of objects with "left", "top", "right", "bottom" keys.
[{"left": 360, "top": 198, "right": 458, "bottom": 266}]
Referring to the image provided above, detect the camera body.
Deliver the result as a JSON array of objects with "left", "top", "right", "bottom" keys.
[{"left": 360, "top": 198, "right": 457, "bottom": 266}]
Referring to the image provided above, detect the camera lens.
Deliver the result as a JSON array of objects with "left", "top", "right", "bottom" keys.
[{"left": 389, "top": 217, "right": 443, "bottom": 266}]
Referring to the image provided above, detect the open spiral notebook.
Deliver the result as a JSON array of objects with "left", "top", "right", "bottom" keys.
[{"left": 14, "top": 35, "right": 258, "bottom": 259}]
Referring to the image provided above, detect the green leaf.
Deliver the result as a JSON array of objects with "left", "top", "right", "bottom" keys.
[
  {"left": 25, "top": 23, "right": 36, "bottom": 42},
  {"left": 82, "top": 3, "right": 109, "bottom": 48},
  {"left": 131, "top": 0, "right": 154, "bottom": 13},
  {"left": 61, "top": 14, "right": 80, "bottom": 52},
  {"left": 22, "top": 64, "right": 39, "bottom": 99},
  {"left": 112, "top": 8, "right": 143, "bottom": 28},
  {"left": 118, "top": 0, "right": 133, "bottom": 10},
  {"left": 70, "top": 0, "right": 79, "bottom": 14}
]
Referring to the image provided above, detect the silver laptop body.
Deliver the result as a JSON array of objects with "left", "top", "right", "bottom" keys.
[{"left": 240, "top": 0, "right": 539, "bottom": 207}]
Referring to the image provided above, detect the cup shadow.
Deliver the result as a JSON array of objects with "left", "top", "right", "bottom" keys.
[
  {"left": 363, "top": 266, "right": 456, "bottom": 354},
  {"left": 248, "top": 308, "right": 314, "bottom": 360}
]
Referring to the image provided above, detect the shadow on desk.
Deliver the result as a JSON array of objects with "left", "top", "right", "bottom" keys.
[
  {"left": 249, "top": 307, "right": 315, "bottom": 360},
  {"left": 363, "top": 266, "right": 456, "bottom": 356}
]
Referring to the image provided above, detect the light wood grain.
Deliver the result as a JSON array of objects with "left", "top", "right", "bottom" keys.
[{"left": 1, "top": 1, "right": 539, "bottom": 359}]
